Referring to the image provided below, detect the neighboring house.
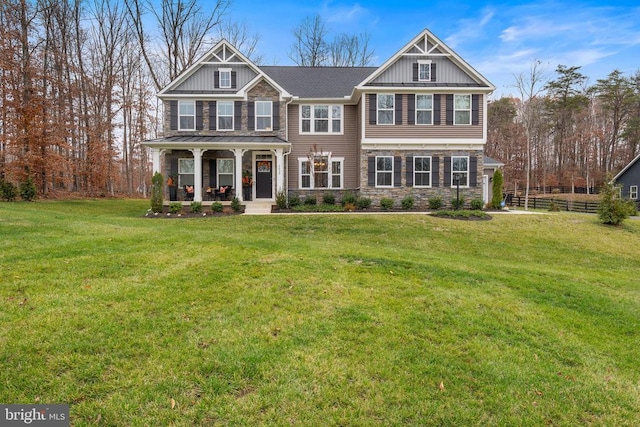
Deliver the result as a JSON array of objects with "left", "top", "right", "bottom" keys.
[
  {"left": 482, "top": 156, "right": 505, "bottom": 204},
  {"left": 144, "top": 28, "right": 495, "bottom": 207},
  {"left": 613, "top": 154, "right": 640, "bottom": 204}
]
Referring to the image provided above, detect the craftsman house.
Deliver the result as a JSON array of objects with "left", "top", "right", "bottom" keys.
[
  {"left": 144, "top": 28, "right": 496, "bottom": 207},
  {"left": 613, "top": 154, "right": 640, "bottom": 206}
]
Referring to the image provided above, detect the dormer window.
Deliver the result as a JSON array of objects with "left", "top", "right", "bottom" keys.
[
  {"left": 219, "top": 68, "right": 231, "bottom": 88},
  {"left": 418, "top": 60, "right": 431, "bottom": 81}
]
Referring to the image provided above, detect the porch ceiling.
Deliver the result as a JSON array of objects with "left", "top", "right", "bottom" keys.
[{"left": 143, "top": 135, "right": 290, "bottom": 150}]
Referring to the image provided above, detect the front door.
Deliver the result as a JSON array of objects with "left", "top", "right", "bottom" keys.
[{"left": 256, "top": 160, "right": 273, "bottom": 199}]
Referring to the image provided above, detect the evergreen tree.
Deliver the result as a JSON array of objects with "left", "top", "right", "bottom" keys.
[
  {"left": 151, "top": 172, "right": 164, "bottom": 213},
  {"left": 491, "top": 169, "right": 504, "bottom": 209},
  {"left": 598, "top": 177, "right": 628, "bottom": 225}
]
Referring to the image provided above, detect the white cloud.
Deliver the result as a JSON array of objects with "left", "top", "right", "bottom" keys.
[
  {"left": 322, "top": 2, "right": 370, "bottom": 25},
  {"left": 445, "top": 8, "right": 495, "bottom": 48}
]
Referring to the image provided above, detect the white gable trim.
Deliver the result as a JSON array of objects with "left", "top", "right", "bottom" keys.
[{"left": 613, "top": 153, "right": 640, "bottom": 181}]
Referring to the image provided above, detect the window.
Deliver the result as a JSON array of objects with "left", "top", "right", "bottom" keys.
[
  {"left": 256, "top": 101, "right": 272, "bottom": 130},
  {"left": 452, "top": 156, "right": 469, "bottom": 187},
  {"left": 416, "top": 94, "right": 433, "bottom": 125},
  {"left": 178, "top": 101, "right": 195, "bottom": 131},
  {"left": 217, "top": 101, "right": 233, "bottom": 131},
  {"left": 414, "top": 157, "right": 431, "bottom": 187},
  {"left": 299, "top": 155, "right": 343, "bottom": 189},
  {"left": 376, "top": 156, "right": 393, "bottom": 187},
  {"left": 178, "top": 158, "right": 194, "bottom": 187},
  {"left": 631, "top": 185, "right": 638, "bottom": 200},
  {"left": 377, "top": 94, "right": 394, "bottom": 125},
  {"left": 300, "top": 105, "right": 342, "bottom": 134},
  {"left": 454, "top": 94, "right": 471, "bottom": 125},
  {"left": 219, "top": 69, "right": 231, "bottom": 88},
  {"left": 217, "top": 158, "right": 234, "bottom": 186},
  {"left": 418, "top": 60, "right": 431, "bottom": 81}
]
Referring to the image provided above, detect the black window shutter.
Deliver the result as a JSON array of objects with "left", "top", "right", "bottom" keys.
[
  {"left": 469, "top": 156, "right": 478, "bottom": 187},
  {"left": 234, "top": 101, "right": 241, "bottom": 131},
  {"left": 446, "top": 95, "right": 454, "bottom": 125},
  {"left": 247, "top": 101, "right": 255, "bottom": 130},
  {"left": 367, "top": 157, "right": 375, "bottom": 186},
  {"left": 444, "top": 156, "right": 452, "bottom": 186},
  {"left": 209, "top": 159, "right": 217, "bottom": 187},
  {"left": 273, "top": 101, "right": 280, "bottom": 130},
  {"left": 395, "top": 94, "right": 403, "bottom": 125},
  {"left": 472, "top": 94, "right": 480, "bottom": 125},
  {"left": 231, "top": 71, "right": 237, "bottom": 89},
  {"left": 406, "top": 156, "right": 414, "bottom": 186},
  {"left": 196, "top": 101, "right": 203, "bottom": 130},
  {"left": 432, "top": 157, "right": 440, "bottom": 187},
  {"left": 208, "top": 101, "right": 217, "bottom": 130},
  {"left": 433, "top": 95, "right": 441, "bottom": 125},
  {"left": 369, "top": 94, "right": 377, "bottom": 125},
  {"left": 394, "top": 156, "right": 402, "bottom": 187},
  {"left": 431, "top": 63, "right": 437, "bottom": 82},
  {"left": 169, "top": 100, "right": 178, "bottom": 130},
  {"left": 413, "top": 63, "right": 419, "bottom": 81},
  {"left": 170, "top": 157, "right": 178, "bottom": 178},
  {"left": 408, "top": 95, "right": 415, "bottom": 125},
  {"left": 214, "top": 71, "right": 220, "bottom": 89}
]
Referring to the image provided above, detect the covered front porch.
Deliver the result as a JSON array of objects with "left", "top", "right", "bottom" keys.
[{"left": 145, "top": 136, "right": 290, "bottom": 203}]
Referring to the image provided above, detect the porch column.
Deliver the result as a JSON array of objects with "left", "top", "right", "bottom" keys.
[
  {"left": 274, "top": 148, "right": 285, "bottom": 194},
  {"left": 191, "top": 148, "right": 203, "bottom": 202},
  {"left": 151, "top": 148, "right": 162, "bottom": 175},
  {"left": 232, "top": 148, "right": 245, "bottom": 201}
]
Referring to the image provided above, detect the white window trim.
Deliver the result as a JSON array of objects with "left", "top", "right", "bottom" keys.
[
  {"left": 451, "top": 156, "right": 469, "bottom": 188},
  {"left": 413, "top": 156, "right": 432, "bottom": 188},
  {"left": 297, "top": 154, "right": 344, "bottom": 189},
  {"left": 255, "top": 100, "right": 272, "bottom": 131},
  {"left": 377, "top": 94, "right": 395, "bottom": 125},
  {"left": 178, "top": 157, "right": 194, "bottom": 187},
  {"left": 178, "top": 100, "right": 195, "bottom": 131},
  {"left": 375, "top": 155, "right": 394, "bottom": 188},
  {"left": 418, "top": 60, "right": 432, "bottom": 82},
  {"left": 630, "top": 185, "right": 638, "bottom": 200},
  {"left": 217, "top": 158, "right": 234, "bottom": 186},
  {"left": 219, "top": 68, "right": 232, "bottom": 89},
  {"left": 416, "top": 94, "right": 433, "bottom": 126},
  {"left": 217, "top": 101, "right": 234, "bottom": 131},
  {"left": 454, "top": 94, "right": 472, "bottom": 126},
  {"left": 299, "top": 104, "right": 343, "bottom": 134}
]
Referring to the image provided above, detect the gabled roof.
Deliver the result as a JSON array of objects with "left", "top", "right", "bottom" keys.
[
  {"left": 484, "top": 156, "right": 504, "bottom": 168},
  {"left": 613, "top": 153, "right": 640, "bottom": 181}
]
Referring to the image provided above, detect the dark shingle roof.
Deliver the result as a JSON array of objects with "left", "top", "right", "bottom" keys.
[{"left": 261, "top": 66, "right": 377, "bottom": 99}]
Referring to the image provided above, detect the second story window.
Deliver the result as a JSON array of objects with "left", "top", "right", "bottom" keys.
[
  {"left": 416, "top": 94, "right": 433, "bottom": 125},
  {"left": 454, "top": 94, "right": 471, "bottom": 125},
  {"left": 219, "top": 69, "right": 231, "bottom": 88},
  {"left": 377, "top": 94, "right": 394, "bottom": 125},
  {"left": 178, "top": 101, "right": 195, "bottom": 131},
  {"left": 300, "top": 105, "right": 342, "bottom": 134},
  {"left": 256, "top": 101, "right": 272, "bottom": 131},
  {"left": 217, "top": 101, "right": 233, "bottom": 131}
]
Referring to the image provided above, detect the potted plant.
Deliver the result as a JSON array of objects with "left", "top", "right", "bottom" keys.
[{"left": 167, "top": 175, "right": 177, "bottom": 201}]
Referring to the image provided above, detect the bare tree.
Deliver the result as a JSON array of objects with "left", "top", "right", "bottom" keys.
[
  {"left": 218, "top": 21, "right": 263, "bottom": 65},
  {"left": 328, "top": 33, "right": 375, "bottom": 66},
  {"left": 289, "top": 14, "right": 328, "bottom": 66}
]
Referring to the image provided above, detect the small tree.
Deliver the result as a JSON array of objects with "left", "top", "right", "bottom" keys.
[
  {"left": 491, "top": 169, "right": 504, "bottom": 209},
  {"left": 151, "top": 172, "right": 164, "bottom": 213},
  {"left": 598, "top": 178, "right": 628, "bottom": 225},
  {"left": 20, "top": 176, "right": 37, "bottom": 201},
  {"left": 1, "top": 180, "right": 17, "bottom": 202}
]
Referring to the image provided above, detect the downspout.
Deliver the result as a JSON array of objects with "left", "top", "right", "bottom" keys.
[{"left": 283, "top": 96, "right": 294, "bottom": 205}]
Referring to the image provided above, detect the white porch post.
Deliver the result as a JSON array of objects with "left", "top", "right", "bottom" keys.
[
  {"left": 191, "top": 148, "right": 203, "bottom": 202},
  {"left": 151, "top": 148, "right": 162, "bottom": 174},
  {"left": 275, "top": 148, "right": 285, "bottom": 195},
  {"left": 232, "top": 148, "right": 245, "bottom": 201}
]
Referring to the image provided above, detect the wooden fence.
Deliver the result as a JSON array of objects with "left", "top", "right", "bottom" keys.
[{"left": 508, "top": 196, "right": 600, "bottom": 214}]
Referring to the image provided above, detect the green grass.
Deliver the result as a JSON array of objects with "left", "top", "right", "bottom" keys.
[{"left": 1, "top": 199, "right": 639, "bottom": 426}]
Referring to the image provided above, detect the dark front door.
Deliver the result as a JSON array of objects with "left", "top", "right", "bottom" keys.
[{"left": 256, "top": 160, "right": 272, "bottom": 199}]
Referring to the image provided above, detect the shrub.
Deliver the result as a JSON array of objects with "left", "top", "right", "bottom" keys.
[
  {"left": 20, "top": 176, "right": 37, "bottom": 201},
  {"left": 401, "top": 195, "right": 415, "bottom": 210},
  {"left": 470, "top": 198, "right": 484, "bottom": 210},
  {"left": 231, "top": 196, "right": 242, "bottom": 212},
  {"left": 169, "top": 202, "right": 182, "bottom": 214},
  {"left": 624, "top": 199, "right": 638, "bottom": 217},
  {"left": 150, "top": 172, "right": 164, "bottom": 213},
  {"left": 356, "top": 197, "right": 371, "bottom": 209},
  {"left": 1, "top": 179, "right": 17, "bottom": 202},
  {"left": 548, "top": 200, "right": 560, "bottom": 212},
  {"left": 288, "top": 194, "right": 301, "bottom": 207},
  {"left": 275, "top": 191, "right": 287, "bottom": 209},
  {"left": 322, "top": 192, "right": 336, "bottom": 205},
  {"left": 428, "top": 195, "right": 443, "bottom": 210},
  {"left": 380, "top": 198, "right": 394, "bottom": 210},
  {"left": 211, "top": 202, "right": 223, "bottom": 213},
  {"left": 343, "top": 202, "right": 356, "bottom": 211},
  {"left": 341, "top": 191, "right": 357, "bottom": 206},
  {"left": 190, "top": 201, "right": 203, "bottom": 213},
  {"left": 451, "top": 197, "right": 465, "bottom": 210},
  {"left": 598, "top": 178, "right": 628, "bottom": 225},
  {"left": 303, "top": 196, "right": 317, "bottom": 205},
  {"left": 491, "top": 169, "right": 504, "bottom": 209}
]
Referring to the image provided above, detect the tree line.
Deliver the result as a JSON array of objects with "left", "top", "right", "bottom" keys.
[{"left": 487, "top": 63, "right": 640, "bottom": 198}]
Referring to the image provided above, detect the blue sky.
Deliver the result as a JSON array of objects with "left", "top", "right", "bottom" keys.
[{"left": 228, "top": 0, "right": 640, "bottom": 98}]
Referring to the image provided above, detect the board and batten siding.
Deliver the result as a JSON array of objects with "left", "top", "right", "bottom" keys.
[
  {"left": 173, "top": 64, "right": 257, "bottom": 92},
  {"left": 364, "top": 93, "right": 484, "bottom": 140},
  {"left": 371, "top": 55, "right": 477, "bottom": 86},
  {"left": 287, "top": 104, "right": 360, "bottom": 190}
]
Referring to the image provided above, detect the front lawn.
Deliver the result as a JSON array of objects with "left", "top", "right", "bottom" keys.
[{"left": 1, "top": 199, "right": 639, "bottom": 425}]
